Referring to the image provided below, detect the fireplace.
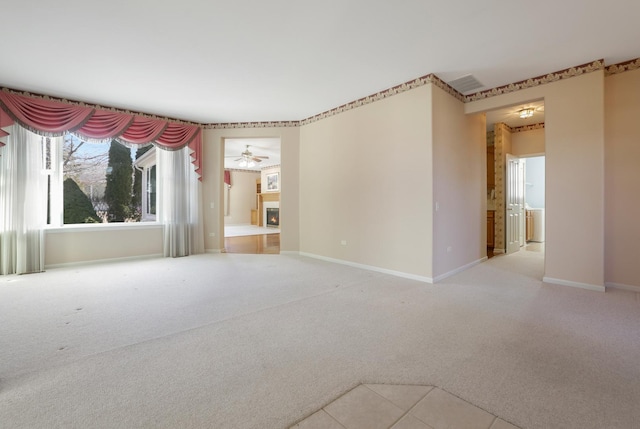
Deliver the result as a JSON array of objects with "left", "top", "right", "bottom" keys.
[{"left": 266, "top": 208, "right": 279, "bottom": 228}]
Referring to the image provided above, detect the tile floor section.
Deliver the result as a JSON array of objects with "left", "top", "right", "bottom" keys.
[{"left": 290, "top": 384, "right": 520, "bottom": 429}]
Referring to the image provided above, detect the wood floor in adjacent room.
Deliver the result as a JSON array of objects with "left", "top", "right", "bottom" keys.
[{"left": 224, "top": 233, "right": 280, "bottom": 254}]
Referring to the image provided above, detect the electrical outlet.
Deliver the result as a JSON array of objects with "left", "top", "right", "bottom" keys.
[
  {"left": 209, "top": 233, "right": 215, "bottom": 237},
  {"left": 210, "top": 202, "right": 215, "bottom": 209},
  {"left": 340, "top": 240, "right": 347, "bottom": 246},
  {"left": 447, "top": 246, "right": 453, "bottom": 253}
]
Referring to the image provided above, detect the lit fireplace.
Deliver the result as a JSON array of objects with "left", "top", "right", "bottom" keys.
[{"left": 266, "top": 208, "right": 279, "bottom": 228}]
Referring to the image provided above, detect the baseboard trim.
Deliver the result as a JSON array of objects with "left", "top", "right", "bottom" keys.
[
  {"left": 279, "top": 251, "right": 300, "bottom": 256},
  {"left": 298, "top": 252, "right": 434, "bottom": 283},
  {"left": 605, "top": 282, "right": 640, "bottom": 293},
  {"left": 433, "top": 257, "right": 488, "bottom": 283},
  {"left": 45, "top": 253, "right": 163, "bottom": 270},
  {"left": 205, "top": 249, "right": 223, "bottom": 254},
  {"left": 493, "top": 248, "right": 505, "bottom": 255},
  {"left": 543, "top": 276, "right": 605, "bottom": 292}
]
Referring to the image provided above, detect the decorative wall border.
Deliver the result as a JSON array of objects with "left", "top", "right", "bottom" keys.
[
  {"left": 605, "top": 58, "right": 640, "bottom": 76},
  {"left": 224, "top": 168, "right": 262, "bottom": 173},
  {"left": 299, "top": 74, "right": 464, "bottom": 126},
  {"left": 6, "top": 57, "right": 638, "bottom": 131},
  {"left": 205, "top": 121, "right": 299, "bottom": 129},
  {"left": 0, "top": 87, "right": 200, "bottom": 127},
  {"left": 511, "top": 122, "right": 545, "bottom": 133},
  {"left": 464, "top": 60, "right": 605, "bottom": 102}
]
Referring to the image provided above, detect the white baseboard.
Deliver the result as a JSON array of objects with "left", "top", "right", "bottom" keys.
[
  {"left": 298, "top": 252, "right": 434, "bottom": 283},
  {"left": 493, "top": 248, "right": 505, "bottom": 255},
  {"left": 542, "top": 276, "right": 605, "bottom": 292},
  {"left": 46, "top": 253, "right": 163, "bottom": 270},
  {"left": 205, "top": 249, "right": 223, "bottom": 254},
  {"left": 605, "top": 282, "right": 640, "bottom": 293},
  {"left": 433, "top": 257, "right": 488, "bottom": 283}
]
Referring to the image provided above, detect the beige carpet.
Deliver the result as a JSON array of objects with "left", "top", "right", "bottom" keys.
[{"left": 0, "top": 250, "right": 638, "bottom": 428}]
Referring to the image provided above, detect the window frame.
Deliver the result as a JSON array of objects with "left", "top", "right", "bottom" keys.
[
  {"left": 43, "top": 134, "right": 159, "bottom": 227},
  {"left": 134, "top": 146, "right": 157, "bottom": 222}
]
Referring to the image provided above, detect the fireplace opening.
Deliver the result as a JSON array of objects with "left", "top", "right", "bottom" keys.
[{"left": 266, "top": 208, "right": 279, "bottom": 228}]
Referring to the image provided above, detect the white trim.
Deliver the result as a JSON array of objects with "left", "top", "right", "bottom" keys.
[
  {"left": 46, "top": 222, "right": 161, "bottom": 234},
  {"left": 433, "top": 257, "right": 488, "bottom": 283},
  {"left": 606, "top": 282, "right": 640, "bottom": 293},
  {"left": 279, "top": 250, "right": 300, "bottom": 256},
  {"left": 299, "top": 252, "right": 433, "bottom": 283},
  {"left": 493, "top": 248, "right": 505, "bottom": 255},
  {"left": 542, "top": 276, "right": 605, "bottom": 292},
  {"left": 45, "top": 253, "right": 163, "bottom": 269},
  {"left": 205, "top": 249, "right": 223, "bottom": 254}
]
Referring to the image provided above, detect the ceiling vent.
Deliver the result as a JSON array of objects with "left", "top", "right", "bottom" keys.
[{"left": 447, "top": 74, "right": 484, "bottom": 94}]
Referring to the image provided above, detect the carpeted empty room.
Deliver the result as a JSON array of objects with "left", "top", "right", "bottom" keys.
[{"left": 1, "top": 251, "right": 639, "bottom": 428}]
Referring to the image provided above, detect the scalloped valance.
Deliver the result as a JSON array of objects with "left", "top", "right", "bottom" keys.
[{"left": 0, "top": 91, "right": 202, "bottom": 179}]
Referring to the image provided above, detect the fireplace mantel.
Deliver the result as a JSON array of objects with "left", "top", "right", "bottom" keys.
[{"left": 258, "top": 192, "right": 280, "bottom": 226}]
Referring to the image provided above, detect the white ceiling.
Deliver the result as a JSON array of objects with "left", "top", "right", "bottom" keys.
[
  {"left": 1, "top": 1, "right": 639, "bottom": 124},
  {"left": 224, "top": 138, "right": 281, "bottom": 171}
]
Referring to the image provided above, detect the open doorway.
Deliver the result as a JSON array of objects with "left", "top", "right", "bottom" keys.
[
  {"left": 485, "top": 100, "right": 545, "bottom": 261},
  {"left": 522, "top": 155, "right": 545, "bottom": 251},
  {"left": 222, "top": 137, "right": 281, "bottom": 254}
]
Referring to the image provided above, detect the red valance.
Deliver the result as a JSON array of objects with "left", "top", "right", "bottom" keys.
[{"left": 0, "top": 91, "right": 202, "bottom": 179}]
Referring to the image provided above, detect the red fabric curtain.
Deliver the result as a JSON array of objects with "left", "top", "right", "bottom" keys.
[
  {"left": 224, "top": 170, "right": 231, "bottom": 186},
  {"left": 0, "top": 91, "right": 202, "bottom": 179},
  {"left": 75, "top": 111, "right": 134, "bottom": 140}
]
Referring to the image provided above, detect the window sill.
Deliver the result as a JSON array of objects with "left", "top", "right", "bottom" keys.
[{"left": 46, "top": 222, "right": 161, "bottom": 234}]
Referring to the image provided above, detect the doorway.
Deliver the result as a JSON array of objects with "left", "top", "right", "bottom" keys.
[
  {"left": 485, "top": 100, "right": 545, "bottom": 261},
  {"left": 222, "top": 137, "right": 281, "bottom": 254}
]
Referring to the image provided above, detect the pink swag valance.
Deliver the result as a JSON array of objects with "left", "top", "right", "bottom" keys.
[{"left": 0, "top": 91, "right": 202, "bottom": 179}]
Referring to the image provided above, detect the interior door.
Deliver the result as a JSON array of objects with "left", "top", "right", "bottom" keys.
[{"left": 506, "top": 154, "right": 524, "bottom": 254}]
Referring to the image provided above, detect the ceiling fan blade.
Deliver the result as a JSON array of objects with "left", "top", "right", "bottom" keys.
[
  {"left": 251, "top": 157, "right": 263, "bottom": 163},
  {"left": 234, "top": 158, "right": 242, "bottom": 161},
  {"left": 255, "top": 156, "right": 269, "bottom": 159}
]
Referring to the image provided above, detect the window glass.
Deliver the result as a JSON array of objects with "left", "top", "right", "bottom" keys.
[{"left": 45, "top": 134, "right": 156, "bottom": 225}]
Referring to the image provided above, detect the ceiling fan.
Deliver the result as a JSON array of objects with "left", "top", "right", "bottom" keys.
[{"left": 227, "top": 145, "right": 269, "bottom": 168}]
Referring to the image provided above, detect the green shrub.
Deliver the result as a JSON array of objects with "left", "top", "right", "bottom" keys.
[{"left": 63, "top": 178, "right": 100, "bottom": 224}]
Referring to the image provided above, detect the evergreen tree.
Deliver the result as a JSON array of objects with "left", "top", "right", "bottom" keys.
[
  {"left": 104, "top": 140, "right": 133, "bottom": 222},
  {"left": 63, "top": 178, "right": 100, "bottom": 224}
]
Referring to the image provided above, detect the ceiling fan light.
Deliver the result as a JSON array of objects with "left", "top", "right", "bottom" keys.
[
  {"left": 239, "top": 160, "right": 247, "bottom": 167},
  {"left": 248, "top": 160, "right": 255, "bottom": 168}
]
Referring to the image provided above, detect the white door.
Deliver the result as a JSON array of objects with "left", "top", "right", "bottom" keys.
[{"left": 506, "top": 154, "right": 524, "bottom": 254}]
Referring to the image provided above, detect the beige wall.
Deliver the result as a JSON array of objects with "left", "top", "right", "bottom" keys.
[
  {"left": 467, "top": 71, "right": 606, "bottom": 289},
  {"left": 45, "top": 225, "right": 162, "bottom": 267},
  {"left": 299, "top": 86, "right": 433, "bottom": 279},
  {"left": 604, "top": 68, "right": 640, "bottom": 288},
  {"left": 431, "top": 84, "right": 486, "bottom": 278},
  {"left": 512, "top": 128, "right": 545, "bottom": 156},
  {"left": 224, "top": 170, "right": 259, "bottom": 225},
  {"left": 203, "top": 128, "right": 299, "bottom": 252}
]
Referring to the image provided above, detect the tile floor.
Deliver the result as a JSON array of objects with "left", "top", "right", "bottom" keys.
[{"left": 290, "top": 384, "right": 520, "bottom": 429}]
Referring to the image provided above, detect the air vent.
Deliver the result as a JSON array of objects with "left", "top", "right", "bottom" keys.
[{"left": 447, "top": 74, "right": 484, "bottom": 94}]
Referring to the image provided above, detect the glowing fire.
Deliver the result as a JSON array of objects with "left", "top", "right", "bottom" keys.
[{"left": 270, "top": 216, "right": 277, "bottom": 223}]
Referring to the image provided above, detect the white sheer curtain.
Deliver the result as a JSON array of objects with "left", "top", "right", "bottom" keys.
[
  {"left": 157, "top": 145, "right": 204, "bottom": 257},
  {"left": 0, "top": 125, "right": 54, "bottom": 275}
]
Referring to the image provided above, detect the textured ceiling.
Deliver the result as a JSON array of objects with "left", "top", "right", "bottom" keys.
[{"left": 1, "top": 1, "right": 638, "bottom": 123}]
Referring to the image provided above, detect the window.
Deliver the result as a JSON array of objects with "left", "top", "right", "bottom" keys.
[
  {"left": 135, "top": 147, "right": 157, "bottom": 221},
  {"left": 44, "top": 134, "right": 157, "bottom": 226}
]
